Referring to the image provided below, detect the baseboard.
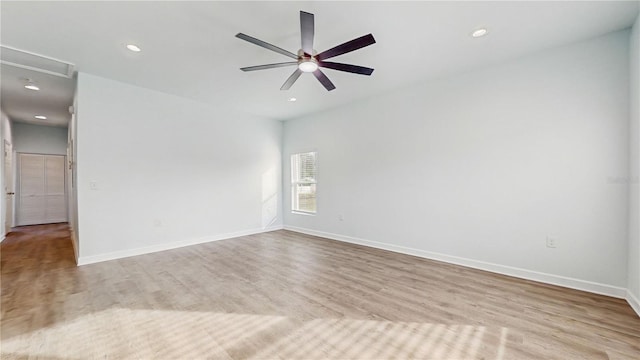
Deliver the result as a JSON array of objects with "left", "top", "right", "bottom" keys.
[
  {"left": 0, "top": 234, "right": 4, "bottom": 243},
  {"left": 627, "top": 290, "right": 640, "bottom": 317},
  {"left": 77, "top": 224, "right": 284, "bottom": 266},
  {"left": 284, "top": 225, "right": 628, "bottom": 299}
]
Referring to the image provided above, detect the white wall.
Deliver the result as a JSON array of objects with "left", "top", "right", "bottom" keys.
[
  {"left": 628, "top": 14, "right": 640, "bottom": 314},
  {"left": 283, "top": 30, "right": 630, "bottom": 295},
  {"left": 75, "top": 73, "right": 282, "bottom": 263},
  {"left": 12, "top": 122, "right": 68, "bottom": 155},
  {"left": 0, "top": 112, "right": 14, "bottom": 240}
]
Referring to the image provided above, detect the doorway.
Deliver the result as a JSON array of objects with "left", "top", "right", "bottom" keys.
[
  {"left": 4, "top": 139, "right": 14, "bottom": 233},
  {"left": 16, "top": 153, "right": 67, "bottom": 226}
]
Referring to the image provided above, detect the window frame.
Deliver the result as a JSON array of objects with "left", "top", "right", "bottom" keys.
[{"left": 291, "top": 151, "right": 317, "bottom": 215}]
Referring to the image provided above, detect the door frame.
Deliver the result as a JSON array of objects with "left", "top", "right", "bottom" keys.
[{"left": 4, "top": 139, "right": 14, "bottom": 234}]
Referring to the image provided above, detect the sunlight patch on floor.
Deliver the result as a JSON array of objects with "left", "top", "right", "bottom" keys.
[
  {"left": 249, "top": 318, "right": 502, "bottom": 359},
  {"left": 1, "top": 308, "right": 286, "bottom": 359},
  {"left": 1, "top": 308, "right": 510, "bottom": 359}
]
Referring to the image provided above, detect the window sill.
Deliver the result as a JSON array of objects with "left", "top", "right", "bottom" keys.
[{"left": 291, "top": 211, "right": 316, "bottom": 216}]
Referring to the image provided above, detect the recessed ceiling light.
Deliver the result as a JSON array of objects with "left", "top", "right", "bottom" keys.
[
  {"left": 34, "top": 115, "right": 47, "bottom": 120},
  {"left": 471, "top": 28, "right": 488, "bottom": 38},
  {"left": 126, "top": 44, "right": 141, "bottom": 52},
  {"left": 24, "top": 81, "right": 39, "bottom": 91},
  {"left": 288, "top": 97, "right": 297, "bottom": 102}
]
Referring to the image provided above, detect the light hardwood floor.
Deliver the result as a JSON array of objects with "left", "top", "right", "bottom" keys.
[{"left": 1, "top": 224, "right": 639, "bottom": 359}]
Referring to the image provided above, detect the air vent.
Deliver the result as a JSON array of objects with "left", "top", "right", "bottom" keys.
[{"left": 1, "top": 45, "right": 74, "bottom": 78}]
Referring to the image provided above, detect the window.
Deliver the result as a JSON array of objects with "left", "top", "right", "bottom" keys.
[{"left": 291, "top": 151, "right": 317, "bottom": 214}]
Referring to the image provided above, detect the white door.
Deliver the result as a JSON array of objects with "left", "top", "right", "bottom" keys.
[
  {"left": 17, "top": 154, "right": 67, "bottom": 226},
  {"left": 44, "top": 156, "right": 67, "bottom": 223},
  {"left": 4, "top": 140, "right": 14, "bottom": 233}
]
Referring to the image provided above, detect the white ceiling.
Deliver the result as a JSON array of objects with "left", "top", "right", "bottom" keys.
[
  {"left": 1, "top": 1, "right": 638, "bottom": 124},
  {"left": 1, "top": 64, "right": 74, "bottom": 127}
]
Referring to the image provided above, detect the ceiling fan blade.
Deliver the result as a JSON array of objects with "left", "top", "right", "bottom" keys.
[
  {"left": 300, "top": 11, "right": 314, "bottom": 55},
  {"left": 281, "top": 69, "right": 303, "bottom": 90},
  {"left": 313, "top": 69, "right": 336, "bottom": 91},
  {"left": 241, "top": 62, "right": 298, "bottom": 72},
  {"left": 316, "top": 34, "right": 376, "bottom": 61},
  {"left": 236, "top": 33, "right": 298, "bottom": 59},
  {"left": 319, "top": 61, "right": 374, "bottom": 75}
]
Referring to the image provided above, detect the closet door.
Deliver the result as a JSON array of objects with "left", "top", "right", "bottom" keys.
[
  {"left": 17, "top": 154, "right": 67, "bottom": 226},
  {"left": 45, "top": 156, "right": 67, "bottom": 223}
]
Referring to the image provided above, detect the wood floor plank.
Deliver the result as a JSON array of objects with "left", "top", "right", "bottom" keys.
[{"left": 1, "top": 224, "right": 639, "bottom": 359}]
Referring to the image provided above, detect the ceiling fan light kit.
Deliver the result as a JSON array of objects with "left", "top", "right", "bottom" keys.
[
  {"left": 298, "top": 58, "right": 318, "bottom": 73},
  {"left": 236, "top": 11, "right": 376, "bottom": 91}
]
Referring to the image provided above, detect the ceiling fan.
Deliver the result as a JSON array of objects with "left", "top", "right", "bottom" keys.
[{"left": 236, "top": 11, "right": 376, "bottom": 91}]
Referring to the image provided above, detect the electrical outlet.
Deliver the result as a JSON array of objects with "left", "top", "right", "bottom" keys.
[
  {"left": 338, "top": 214, "right": 344, "bottom": 221},
  {"left": 153, "top": 219, "right": 163, "bottom": 228},
  {"left": 89, "top": 181, "right": 98, "bottom": 190},
  {"left": 546, "top": 237, "right": 557, "bottom": 248}
]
